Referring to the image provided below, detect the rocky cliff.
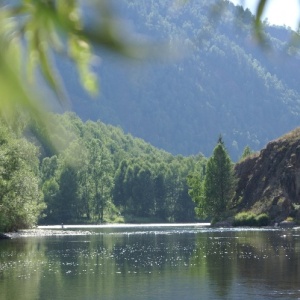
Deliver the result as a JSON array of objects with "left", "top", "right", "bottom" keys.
[{"left": 233, "top": 127, "right": 300, "bottom": 223}]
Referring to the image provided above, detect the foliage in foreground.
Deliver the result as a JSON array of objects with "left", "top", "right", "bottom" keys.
[{"left": 0, "top": 0, "right": 297, "bottom": 161}]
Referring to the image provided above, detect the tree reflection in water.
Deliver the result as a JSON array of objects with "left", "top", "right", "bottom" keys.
[{"left": 0, "top": 227, "right": 299, "bottom": 299}]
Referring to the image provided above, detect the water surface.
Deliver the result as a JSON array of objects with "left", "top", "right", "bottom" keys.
[{"left": 1, "top": 225, "right": 300, "bottom": 299}]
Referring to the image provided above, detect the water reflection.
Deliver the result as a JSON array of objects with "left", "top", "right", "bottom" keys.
[{"left": 0, "top": 227, "right": 300, "bottom": 299}]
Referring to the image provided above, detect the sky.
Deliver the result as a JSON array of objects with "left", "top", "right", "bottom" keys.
[{"left": 230, "top": 0, "right": 300, "bottom": 30}]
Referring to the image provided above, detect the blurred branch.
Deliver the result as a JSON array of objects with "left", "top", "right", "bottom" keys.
[
  {"left": 0, "top": 0, "right": 298, "bottom": 149},
  {"left": 0, "top": 0, "right": 144, "bottom": 149},
  {"left": 254, "top": 0, "right": 268, "bottom": 44}
]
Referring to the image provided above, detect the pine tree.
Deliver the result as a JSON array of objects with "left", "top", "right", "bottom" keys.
[
  {"left": 240, "top": 145, "right": 252, "bottom": 161},
  {"left": 198, "top": 137, "right": 236, "bottom": 220}
]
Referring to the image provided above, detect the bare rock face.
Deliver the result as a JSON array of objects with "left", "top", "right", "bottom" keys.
[
  {"left": 233, "top": 128, "right": 300, "bottom": 223},
  {"left": 277, "top": 143, "right": 300, "bottom": 208}
]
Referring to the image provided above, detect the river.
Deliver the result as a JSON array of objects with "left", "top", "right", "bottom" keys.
[{"left": 0, "top": 224, "right": 300, "bottom": 299}]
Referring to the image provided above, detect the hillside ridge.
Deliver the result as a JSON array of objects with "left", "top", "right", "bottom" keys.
[{"left": 59, "top": 0, "right": 300, "bottom": 161}]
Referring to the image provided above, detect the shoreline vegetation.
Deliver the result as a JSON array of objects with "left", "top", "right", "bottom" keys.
[
  {"left": 1, "top": 1, "right": 300, "bottom": 240},
  {"left": 1, "top": 221, "right": 298, "bottom": 240}
]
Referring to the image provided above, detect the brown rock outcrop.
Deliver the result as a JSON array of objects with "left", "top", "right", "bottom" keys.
[{"left": 233, "top": 127, "right": 300, "bottom": 223}]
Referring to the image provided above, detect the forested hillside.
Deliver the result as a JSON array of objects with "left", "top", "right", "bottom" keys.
[
  {"left": 0, "top": 113, "right": 205, "bottom": 231},
  {"left": 39, "top": 113, "right": 201, "bottom": 225},
  {"left": 2, "top": 0, "right": 300, "bottom": 232},
  {"left": 59, "top": 0, "right": 300, "bottom": 161}
]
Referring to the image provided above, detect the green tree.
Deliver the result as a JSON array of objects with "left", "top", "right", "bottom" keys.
[
  {"left": 153, "top": 171, "right": 167, "bottom": 220},
  {"left": 41, "top": 156, "right": 59, "bottom": 182},
  {"left": 240, "top": 145, "right": 252, "bottom": 161},
  {"left": 113, "top": 160, "right": 129, "bottom": 209},
  {"left": 135, "top": 168, "right": 154, "bottom": 218},
  {"left": 0, "top": 127, "right": 45, "bottom": 231},
  {"left": 187, "top": 157, "right": 207, "bottom": 219},
  {"left": 197, "top": 137, "right": 236, "bottom": 220},
  {"left": 57, "top": 164, "right": 79, "bottom": 222},
  {"left": 41, "top": 177, "right": 60, "bottom": 223},
  {"left": 88, "top": 139, "right": 114, "bottom": 223}
]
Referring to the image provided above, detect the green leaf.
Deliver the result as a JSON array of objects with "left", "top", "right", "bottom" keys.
[{"left": 254, "top": 0, "right": 268, "bottom": 45}]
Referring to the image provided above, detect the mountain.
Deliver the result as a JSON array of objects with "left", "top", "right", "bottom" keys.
[
  {"left": 58, "top": 0, "right": 300, "bottom": 161},
  {"left": 233, "top": 127, "right": 300, "bottom": 223}
]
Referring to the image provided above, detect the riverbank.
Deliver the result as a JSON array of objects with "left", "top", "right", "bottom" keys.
[
  {"left": 2, "top": 222, "right": 297, "bottom": 239},
  {"left": 1, "top": 223, "right": 211, "bottom": 239},
  {"left": 1, "top": 229, "right": 95, "bottom": 239}
]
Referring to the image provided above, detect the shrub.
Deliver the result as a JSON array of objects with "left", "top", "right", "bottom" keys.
[
  {"left": 255, "top": 213, "right": 270, "bottom": 226},
  {"left": 233, "top": 212, "right": 256, "bottom": 226},
  {"left": 285, "top": 216, "right": 294, "bottom": 222},
  {"left": 233, "top": 212, "right": 270, "bottom": 227}
]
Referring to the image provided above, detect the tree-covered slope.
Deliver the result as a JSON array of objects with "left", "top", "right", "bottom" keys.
[
  {"left": 1, "top": 112, "right": 204, "bottom": 231},
  {"left": 60, "top": 0, "right": 300, "bottom": 160},
  {"left": 38, "top": 113, "right": 202, "bottom": 225}
]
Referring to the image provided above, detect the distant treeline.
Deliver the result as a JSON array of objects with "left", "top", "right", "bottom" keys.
[{"left": 0, "top": 113, "right": 206, "bottom": 231}]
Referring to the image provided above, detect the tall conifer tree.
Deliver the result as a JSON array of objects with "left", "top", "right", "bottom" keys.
[
  {"left": 203, "top": 136, "right": 236, "bottom": 220},
  {"left": 189, "top": 136, "right": 236, "bottom": 220}
]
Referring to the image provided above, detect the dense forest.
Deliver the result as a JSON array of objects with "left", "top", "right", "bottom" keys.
[
  {"left": 1, "top": 0, "right": 300, "bottom": 232},
  {"left": 0, "top": 113, "right": 208, "bottom": 232},
  {"left": 57, "top": 0, "right": 300, "bottom": 161}
]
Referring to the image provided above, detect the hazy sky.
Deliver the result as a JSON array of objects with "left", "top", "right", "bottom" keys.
[{"left": 230, "top": 0, "right": 300, "bottom": 30}]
